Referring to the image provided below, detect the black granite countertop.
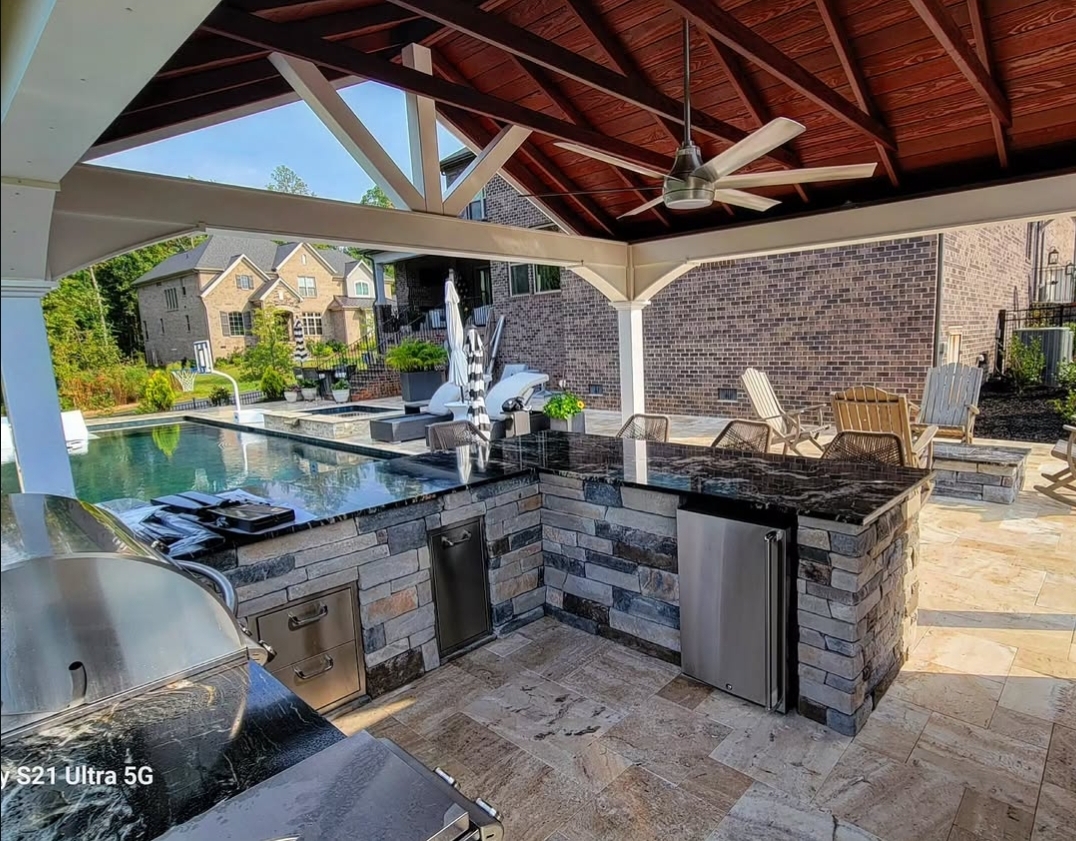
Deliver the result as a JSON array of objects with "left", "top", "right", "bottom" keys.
[
  {"left": 487, "top": 431, "right": 931, "bottom": 525},
  {"left": 0, "top": 661, "right": 343, "bottom": 841}
]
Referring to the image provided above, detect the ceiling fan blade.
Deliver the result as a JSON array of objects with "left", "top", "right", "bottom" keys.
[
  {"left": 717, "top": 163, "right": 878, "bottom": 190},
  {"left": 712, "top": 189, "right": 781, "bottom": 212},
  {"left": 693, "top": 118, "right": 805, "bottom": 183},
  {"left": 518, "top": 186, "right": 663, "bottom": 198},
  {"left": 554, "top": 142, "right": 667, "bottom": 179},
  {"left": 617, "top": 196, "right": 666, "bottom": 219}
]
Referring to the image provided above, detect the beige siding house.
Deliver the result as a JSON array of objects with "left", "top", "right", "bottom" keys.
[{"left": 135, "top": 236, "right": 381, "bottom": 365}]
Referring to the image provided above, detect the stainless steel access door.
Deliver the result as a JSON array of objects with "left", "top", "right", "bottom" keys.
[{"left": 677, "top": 509, "right": 786, "bottom": 710}]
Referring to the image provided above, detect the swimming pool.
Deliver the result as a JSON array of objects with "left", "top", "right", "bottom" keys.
[{"left": 0, "top": 422, "right": 382, "bottom": 505}]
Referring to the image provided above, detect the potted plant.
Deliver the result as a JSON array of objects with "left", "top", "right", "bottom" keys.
[
  {"left": 543, "top": 391, "right": 586, "bottom": 433},
  {"left": 331, "top": 379, "right": 351, "bottom": 403},
  {"left": 284, "top": 385, "right": 301, "bottom": 403},
  {"left": 299, "top": 378, "right": 318, "bottom": 401},
  {"left": 385, "top": 339, "right": 448, "bottom": 403}
]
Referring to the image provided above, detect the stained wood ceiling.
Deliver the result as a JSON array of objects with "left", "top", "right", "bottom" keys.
[{"left": 98, "top": 0, "right": 1076, "bottom": 241}]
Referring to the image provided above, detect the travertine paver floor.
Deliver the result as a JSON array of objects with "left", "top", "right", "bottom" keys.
[{"left": 166, "top": 400, "right": 1072, "bottom": 840}]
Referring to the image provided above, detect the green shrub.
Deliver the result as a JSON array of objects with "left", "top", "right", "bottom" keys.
[
  {"left": 1058, "top": 358, "right": 1076, "bottom": 391},
  {"left": 139, "top": 370, "right": 175, "bottom": 413},
  {"left": 384, "top": 339, "right": 447, "bottom": 373},
  {"left": 307, "top": 340, "right": 334, "bottom": 361},
  {"left": 298, "top": 378, "right": 318, "bottom": 389},
  {"left": 1006, "top": 336, "right": 1045, "bottom": 393},
  {"left": 59, "top": 362, "right": 149, "bottom": 411},
  {"left": 325, "top": 339, "right": 347, "bottom": 353},
  {"left": 260, "top": 367, "right": 290, "bottom": 400},
  {"left": 208, "top": 385, "right": 232, "bottom": 406},
  {"left": 332, "top": 379, "right": 350, "bottom": 391},
  {"left": 243, "top": 303, "right": 293, "bottom": 380},
  {"left": 543, "top": 392, "right": 585, "bottom": 419},
  {"left": 1052, "top": 389, "right": 1076, "bottom": 423}
]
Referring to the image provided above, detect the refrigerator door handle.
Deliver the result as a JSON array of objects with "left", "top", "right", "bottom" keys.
[{"left": 764, "top": 530, "right": 783, "bottom": 712}]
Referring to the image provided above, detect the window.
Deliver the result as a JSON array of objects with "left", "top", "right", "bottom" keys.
[
  {"left": 509, "top": 263, "right": 562, "bottom": 296},
  {"left": 534, "top": 264, "right": 561, "bottom": 293},
  {"left": 159, "top": 318, "right": 165, "bottom": 335},
  {"left": 301, "top": 312, "right": 324, "bottom": 336},
  {"left": 298, "top": 276, "right": 317, "bottom": 297},
  {"left": 142, "top": 320, "right": 148, "bottom": 338},
  {"left": 164, "top": 288, "right": 179, "bottom": 310},
  {"left": 301, "top": 253, "right": 308, "bottom": 265},
  {"left": 224, "top": 311, "right": 252, "bottom": 337},
  {"left": 509, "top": 264, "right": 532, "bottom": 296},
  {"left": 464, "top": 187, "right": 486, "bottom": 221},
  {"left": 354, "top": 279, "right": 372, "bottom": 297},
  {"left": 185, "top": 315, "right": 191, "bottom": 333},
  {"left": 236, "top": 274, "right": 254, "bottom": 290},
  {"left": 181, "top": 284, "right": 186, "bottom": 296}
]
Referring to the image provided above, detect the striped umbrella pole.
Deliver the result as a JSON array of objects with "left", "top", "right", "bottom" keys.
[
  {"left": 464, "top": 327, "right": 490, "bottom": 434},
  {"left": 293, "top": 317, "right": 309, "bottom": 364}
]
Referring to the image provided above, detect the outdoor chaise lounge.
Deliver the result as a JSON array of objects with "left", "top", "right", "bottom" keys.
[{"left": 370, "top": 371, "right": 548, "bottom": 443}]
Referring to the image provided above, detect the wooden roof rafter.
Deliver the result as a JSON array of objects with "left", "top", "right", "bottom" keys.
[
  {"left": 966, "top": 0, "right": 1009, "bottom": 168},
  {"left": 431, "top": 49, "right": 619, "bottom": 236},
  {"left": 813, "top": 0, "right": 900, "bottom": 187}
]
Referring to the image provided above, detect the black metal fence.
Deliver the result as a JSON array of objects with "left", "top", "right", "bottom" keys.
[
  {"left": 174, "top": 390, "right": 266, "bottom": 411},
  {"left": 995, "top": 303, "right": 1076, "bottom": 373}
]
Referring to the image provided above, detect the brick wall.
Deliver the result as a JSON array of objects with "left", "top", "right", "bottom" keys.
[
  {"left": 138, "top": 273, "right": 211, "bottom": 366},
  {"left": 939, "top": 222, "right": 1030, "bottom": 370}
]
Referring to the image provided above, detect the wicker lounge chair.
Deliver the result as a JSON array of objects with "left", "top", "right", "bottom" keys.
[
  {"left": 616, "top": 413, "right": 670, "bottom": 442},
  {"left": 831, "top": 386, "right": 937, "bottom": 469},
  {"left": 821, "top": 430, "right": 907, "bottom": 467},
  {"left": 711, "top": 420, "right": 772, "bottom": 454},
  {"left": 427, "top": 420, "right": 489, "bottom": 450}
]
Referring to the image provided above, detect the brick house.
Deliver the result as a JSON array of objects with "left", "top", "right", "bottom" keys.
[
  {"left": 382, "top": 151, "right": 1074, "bottom": 417},
  {"left": 135, "top": 235, "right": 383, "bottom": 365}
]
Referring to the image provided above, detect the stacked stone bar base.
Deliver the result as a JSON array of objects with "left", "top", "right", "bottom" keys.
[
  {"left": 220, "top": 475, "right": 543, "bottom": 700},
  {"left": 541, "top": 475, "right": 682, "bottom": 663},
  {"left": 932, "top": 442, "right": 1029, "bottom": 504},
  {"left": 795, "top": 491, "right": 921, "bottom": 735}
]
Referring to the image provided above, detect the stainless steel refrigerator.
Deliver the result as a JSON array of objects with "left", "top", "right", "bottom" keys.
[{"left": 677, "top": 509, "right": 789, "bottom": 711}]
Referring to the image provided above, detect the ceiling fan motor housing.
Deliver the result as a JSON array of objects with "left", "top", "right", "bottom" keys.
[{"left": 663, "top": 142, "right": 715, "bottom": 210}]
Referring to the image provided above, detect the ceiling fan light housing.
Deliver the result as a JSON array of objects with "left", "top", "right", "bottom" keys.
[{"left": 663, "top": 141, "right": 715, "bottom": 210}]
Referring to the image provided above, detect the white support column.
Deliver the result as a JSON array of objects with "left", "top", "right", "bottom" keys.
[
  {"left": 373, "top": 260, "right": 388, "bottom": 304},
  {"left": 0, "top": 291, "right": 74, "bottom": 496},
  {"left": 270, "top": 53, "right": 424, "bottom": 211},
  {"left": 401, "top": 44, "right": 443, "bottom": 214},
  {"left": 611, "top": 300, "right": 649, "bottom": 422}
]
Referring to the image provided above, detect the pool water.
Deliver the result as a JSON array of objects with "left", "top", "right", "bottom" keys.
[{"left": 0, "top": 422, "right": 381, "bottom": 505}]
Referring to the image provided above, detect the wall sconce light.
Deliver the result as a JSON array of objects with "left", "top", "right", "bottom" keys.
[{"left": 1047, "top": 248, "right": 1060, "bottom": 265}]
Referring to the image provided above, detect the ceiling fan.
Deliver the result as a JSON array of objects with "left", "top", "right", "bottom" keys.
[{"left": 532, "top": 21, "right": 878, "bottom": 219}]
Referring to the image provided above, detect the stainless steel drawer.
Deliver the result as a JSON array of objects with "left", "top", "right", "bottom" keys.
[
  {"left": 256, "top": 587, "right": 355, "bottom": 668},
  {"left": 270, "top": 640, "right": 361, "bottom": 711}
]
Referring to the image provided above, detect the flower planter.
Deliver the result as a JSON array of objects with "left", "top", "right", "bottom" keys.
[
  {"left": 399, "top": 370, "right": 445, "bottom": 404},
  {"left": 332, "top": 389, "right": 350, "bottom": 404},
  {"left": 548, "top": 413, "right": 586, "bottom": 433},
  {"left": 284, "top": 391, "right": 299, "bottom": 403},
  {"left": 300, "top": 388, "right": 318, "bottom": 401}
]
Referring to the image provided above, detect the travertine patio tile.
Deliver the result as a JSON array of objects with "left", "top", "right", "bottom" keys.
[
  {"left": 1036, "top": 572, "right": 1076, "bottom": 612},
  {"left": 1031, "top": 782, "right": 1076, "bottom": 841},
  {"left": 1044, "top": 724, "right": 1075, "bottom": 793},
  {"left": 559, "top": 643, "right": 680, "bottom": 710},
  {"left": 998, "top": 665, "right": 1076, "bottom": 725},
  {"left": 987, "top": 706, "right": 1054, "bottom": 749},
  {"left": 888, "top": 666, "right": 1004, "bottom": 728},
  {"left": 909, "top": 629, "right": 1017, "bottom": 680},
  {"left": 711, "top": 781, "right": 882, "bottom": 841},
  {"left": 953, "top": 788, "right": 1034, "bottom": 841},
  {"left": 851, "top": 695, "right": 931, "bottom": 762}
]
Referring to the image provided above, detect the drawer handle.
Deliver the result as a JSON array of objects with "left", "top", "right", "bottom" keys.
[
  {"left": 288, "top": 603, "right": 329, "bottom": 630},
  {"left": 440, "top": 530, "right": 471, "bottom": 548},
  {"left": 294, "top": 654, "right": 334, "bottom": 681}
]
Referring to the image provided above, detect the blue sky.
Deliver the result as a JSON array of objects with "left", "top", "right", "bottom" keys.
[{"left": 97, "top": 81, "right": 464, "bottom": 203}]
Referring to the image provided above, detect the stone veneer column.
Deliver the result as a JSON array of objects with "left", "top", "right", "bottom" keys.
[{"left": 794, "top": 491, "right": 921, "bottom": 735}]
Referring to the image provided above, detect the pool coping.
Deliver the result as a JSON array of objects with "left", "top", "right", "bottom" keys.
[{"left": 182, "top": 415, "right": 407, "bottom": 461}]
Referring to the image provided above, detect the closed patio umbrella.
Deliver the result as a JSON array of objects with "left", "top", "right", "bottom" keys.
[
  {"left": 445, "top": 272, "right": 468, "bottom": 401},
  {"left": 465, "top": 327, "right": 490, "bottom": 435},
  {"left": 293, "top": 318, "right": 309, "bottom": 364}
]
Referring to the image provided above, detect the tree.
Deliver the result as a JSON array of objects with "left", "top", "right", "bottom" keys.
[
  {"left": 267, "top": 164, "right": 314, "bottom": 196},
  {"left": 243, "top": 303, "right": 294, "bottom": 380},
  {"left": 360, "top": 184, "right": 393, "bottom": 208}
]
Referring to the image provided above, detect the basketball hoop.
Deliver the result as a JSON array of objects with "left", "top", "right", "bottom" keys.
[{"left": 172, "top": 368, "right": 197, "bottom": 393}]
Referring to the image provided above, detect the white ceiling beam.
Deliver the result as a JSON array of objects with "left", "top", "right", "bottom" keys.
[
  {"left": 442, "top": 124, "right": 531, "bottom": 218},
  {"left": 401, "top": 44, "right": 443, "bottom": 213},
  {"left": 49, "top": 165, "right": 629, "bottom": 296},
  {"left": 269, "top": 52, "right": 424, "bottom": 211},
  {"left": 631, "top": 173, "right": 1076, "bottom": 275}
]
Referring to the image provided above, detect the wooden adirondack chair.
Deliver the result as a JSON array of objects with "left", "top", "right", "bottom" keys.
[
  {"left": 741, "top": 368, "right": 832, "bottom": 455},
  {"left": 1034, "top": 425, "right": 1075, "bottom": 507},
  {"left": 913, "top": 363, "right": 983, "bottom": 444},
  {"left": 831, "top": 385, "right": 938, "bottom": 469}
]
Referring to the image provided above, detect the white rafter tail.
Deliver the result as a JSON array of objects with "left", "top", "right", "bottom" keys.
[
  {"left": 554, "top": 141, "right": 667, "bottom": 179},
  {"left": 402, "top": 44, "right": 444, "bottom": 213},
  {"left": 711, "top": 189, "right": 781, "bottom": 212},
  {"left": 718, "top": 163, "right": 878, "bottom": 190},
  {"left": 618, "top": 196, "right": 666, "bottom": 219},
  {"left": 443, "top": 124, "right": 531, "bottom": 217},
  {"left": 693, "top": 117, "right": 805, "bottom": 183},
  {"left": 270, "top": 53, "right": 424, "bottom": 211}
]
